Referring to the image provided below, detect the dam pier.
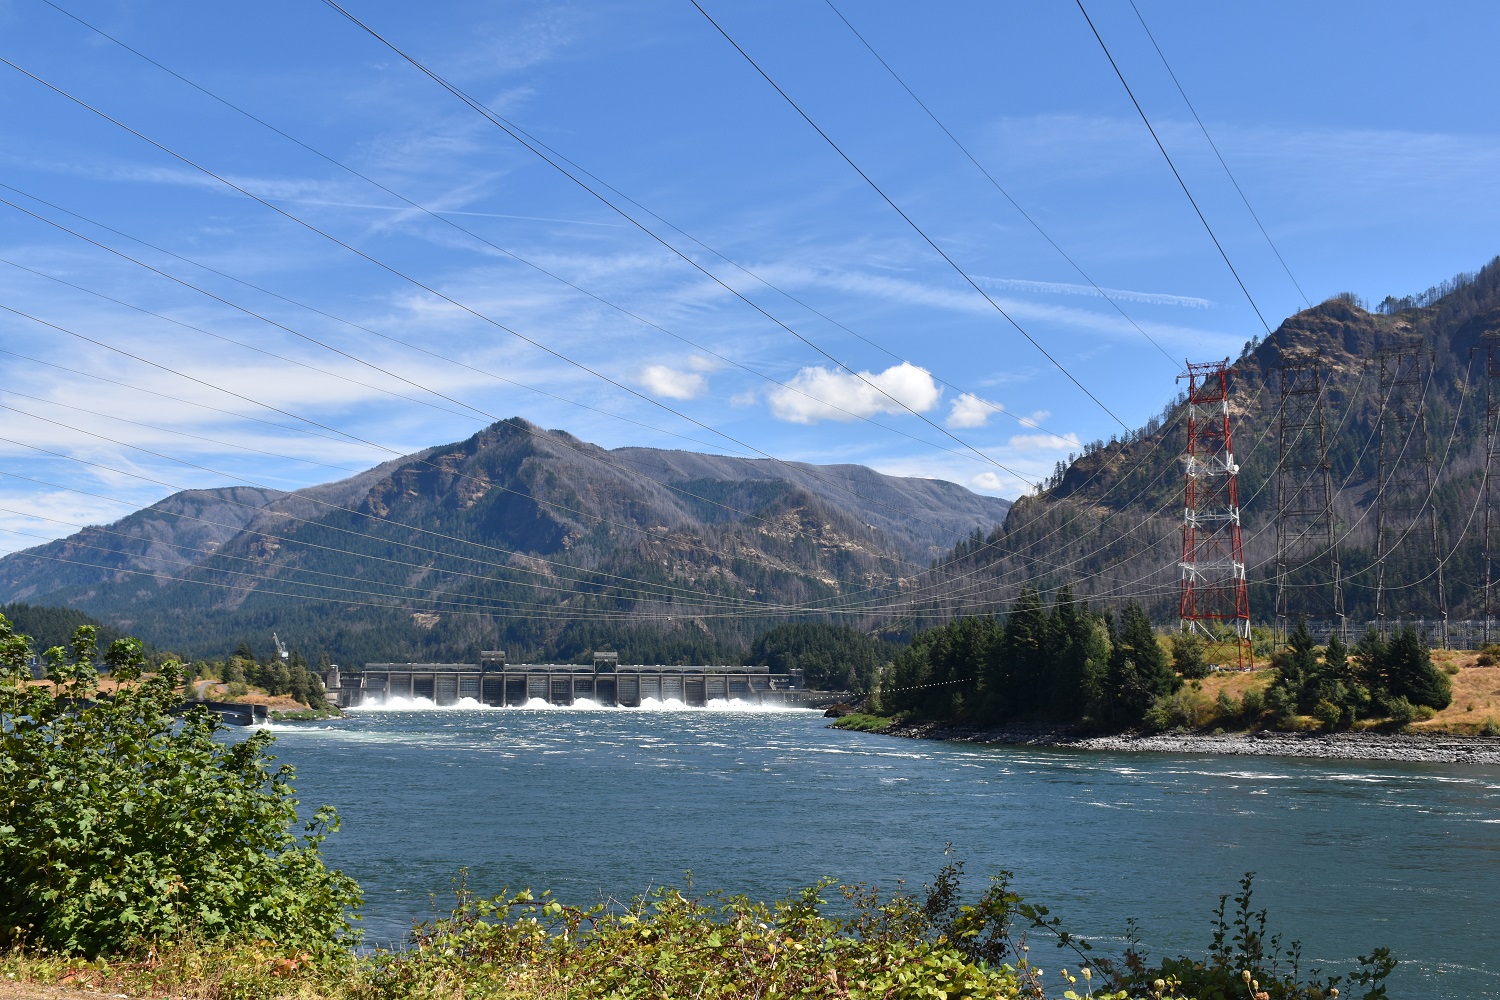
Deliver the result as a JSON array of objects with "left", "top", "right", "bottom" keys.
[{"left": 327, "top": 651, "right": 822, "bottom": 709}]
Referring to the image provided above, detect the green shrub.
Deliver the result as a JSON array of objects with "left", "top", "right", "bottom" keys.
[
  {"left": 1172, "top": 630, "right": 1210, "bottom": 680},
  {"left": 0, "top": 615, "right": 360, "bottom": 957},
  {"left": 1382, "top": 695, "right": 1418, "bottom": 727},
  {"left": 1481, "top": 718, "right": 1500, "bottom": 737},
  {"left": 1239, "top": 688, "right": 1265, "bottom": 722},
  {"left": 1313, "top": 698, "right": 1343, "bottom": 730},
  {"left": 831, "top": 713, "right": 893, "bottom": 733},
  {"left": 1413, "top": 704, "right": 1437, "bottom": 722}
]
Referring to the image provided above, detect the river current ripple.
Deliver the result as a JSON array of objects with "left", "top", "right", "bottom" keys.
[{"left": 252, "top": 707, "right": 1500, "bottom": 998}]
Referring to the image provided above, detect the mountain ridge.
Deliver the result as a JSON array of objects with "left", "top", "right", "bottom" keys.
[{"left": 0, "top": 419, "right": 1010, "bottom": 663}]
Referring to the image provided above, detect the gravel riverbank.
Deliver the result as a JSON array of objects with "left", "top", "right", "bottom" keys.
[{"left": 872, "top": 719, "right": 1500, "bottom": 764}]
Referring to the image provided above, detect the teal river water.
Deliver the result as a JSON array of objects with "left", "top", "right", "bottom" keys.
[{"left": 252, "top": 705, "right": 1499, "bottom": 997}]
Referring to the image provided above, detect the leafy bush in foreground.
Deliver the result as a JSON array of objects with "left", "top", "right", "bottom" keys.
[{"left": 0, "top": 615, "right": 360, "bottom": 956}]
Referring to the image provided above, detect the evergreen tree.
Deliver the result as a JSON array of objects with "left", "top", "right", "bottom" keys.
[
  {"left": 1046, "top": 588, "right": 1088, "bottom": 716},
  {"left": 1353, "top": 629, "right": 1387, "bottom": 690},
  {"left": 1382, "top": 626, "right": 1452, "bottom": 710},
  {"left": 986, "top": 587, "right": 1046, "bottom": 718},
  {"left": 1103, "top": 603, "right": 1177, "bottom": 727},
  {"left": 1274, "top": 618, "right": 1321, "bottom": 714}
]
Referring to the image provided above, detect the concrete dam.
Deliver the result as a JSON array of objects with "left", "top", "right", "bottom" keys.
[{"left": 327, "top": 651, "right": 820, "bottom": 709}]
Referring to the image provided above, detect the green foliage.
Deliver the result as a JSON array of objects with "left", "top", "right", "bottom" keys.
[
  {"left": 1102, "top": 605, "right": 1179, "bottom": 728},
  {"left": 1265, "top": 620, "right": 1373, "bottom": 728},
  {"left": 0, "top": 604, "right": 123, "bottom": 657},
  {"left": 1171, "top": 631, "right": 1210, "bottom": 680},
  {"left": 882, "top": 595, "right": 1199, "bottom": 731},
  {"left": 1379, "top": 627, "right": 1451, "bottom": 710},
  {"left": 831, "top": 713, "right": 894, "bottom": 733},
  {"left": 1109, "top": 873, "right": 1396, "bottom": 1000},
  {"left": 366, "top": 870, "right": 1032, "bottom": 1000},
  {"left": 1239, "top": 689, "right": 1266, "bottom": 724},
  {"left": 1268, "top": 623, "right": 1451, "bottom": 727},
  {"left": 750, "top": 623, "right": 891, "bottom": 693},
  {"left": 0, "top": 614, "right": 360, "bottom": 957},
  {"left": 0, "top": 861, "right": 1396, "bottom": 1000}
]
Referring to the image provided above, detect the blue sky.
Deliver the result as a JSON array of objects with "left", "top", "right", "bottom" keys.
[{"left": 2, "top": 0, "right": 1498, "bottom": 555}]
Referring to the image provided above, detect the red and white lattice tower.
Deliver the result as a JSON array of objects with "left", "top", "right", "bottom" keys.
[{"left": 1178, "top": 359, "right": 1252, "bottom": 668}]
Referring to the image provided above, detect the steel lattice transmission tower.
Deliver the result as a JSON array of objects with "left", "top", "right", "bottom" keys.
[
  {"left": 1178, "top": 359, "right": 1251, "bottom": 668},
  {"left": 1476, "top": 332, "right": 1500, "bottom": 645},
  {"left": 1273, "top": 349, "right": 1343, "bottom": 644},
  {"left": 1373, "top": 339, "right": 1447, "bottom": 645}
]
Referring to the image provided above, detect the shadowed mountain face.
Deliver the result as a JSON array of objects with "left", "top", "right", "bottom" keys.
[
  {"left": 914, "top": 258, "right": 1500, "bottom": 629},
  {"left": 0, "top": 420, "right": 1010, "bottom": 663}
]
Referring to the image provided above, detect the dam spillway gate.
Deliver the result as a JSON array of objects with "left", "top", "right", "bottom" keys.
[{"left": 328, "top": 651, "right": 813, "bottom": 708}]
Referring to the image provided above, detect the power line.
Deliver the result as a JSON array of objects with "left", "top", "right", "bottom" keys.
[
  {"left": 0, "top": 441, "right": 788, "bottom": 614},
  {"left": 0, "top": 54, "right": 1048, "bottom": 539},
  {"left": 685, "top": 0, "right": 1132, "bottom": 431},
  {"left": 310, "top": 0, "right": 1050, "bottom": 476},
  {"left": 1072, "top": 0, "right": 1273, "bottom": 335},
  {"left": 821, "top": 0, "right": 1178, "bottom": 366},
  {"left": 1125, "top": 0, "right": 1311, "bottom": 309},
  {"left": 28, "top": 0, "right": 1049, "bottom": 473}
]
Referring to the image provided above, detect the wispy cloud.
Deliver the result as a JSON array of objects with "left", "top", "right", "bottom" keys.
[{"left": 976, "top": 276, "right": 1211, "bottom": 309}]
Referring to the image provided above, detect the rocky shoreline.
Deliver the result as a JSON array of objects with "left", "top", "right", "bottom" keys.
[{"left": 871, "top": 719, "right": 1500, "bottom": 764}]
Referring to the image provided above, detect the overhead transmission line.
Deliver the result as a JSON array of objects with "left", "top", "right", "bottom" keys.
[
  {"left": 0, "top": 434, "right": 795, "bottom": 614},
  {"left": 684, "top": 0, "right": 1131, "bottom": 431},
  {"left": 0, "top": 521, "right": 677, "bottom": 621},
  {"left": 1072, "top": 0, "right": 1272, "bottom": 336},
  {"left": 1125, "top": 0, "right": 1310, "bottom": 309},
  {"left": 0, "top": 469, "right": 815, "bottom": 621},
  {"left": 0, "top": 51, "right": 1056, "bottom": 553},
  {"left": 9, "top": 10, "right": 1255, "bottom": 623},
  {"left": 820, "top": 0, "right": 1178, "bottom": 366},
  {"left": 37, "top": 0, "right": 1188, "bottom": 589},
  {"left": 309, "top": 0, "right": 1045, "bottom": 477},
  {"left": 0, "top": 241, "right": 1029, "bottom": 609},
  {"left": 24, "top": 0, "right": 1048, "bottom": 476}
]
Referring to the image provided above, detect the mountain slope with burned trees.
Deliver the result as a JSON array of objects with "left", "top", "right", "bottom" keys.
[{"left": 907, "top": 257, "right": 1500, "bottom": 631}]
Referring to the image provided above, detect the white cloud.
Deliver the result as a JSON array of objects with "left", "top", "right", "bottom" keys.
[
  {"left": 767, "top": 362, "right": 941, "bottom": 425},
  {"left": 639, "top": 364, "right": 707, "bottom": 400},
  {"left": 970, "top": 472, "right": 1008, "bottom": 493},
  {"left": 947, "top": 393, "right": 999, "bottom": 429}
]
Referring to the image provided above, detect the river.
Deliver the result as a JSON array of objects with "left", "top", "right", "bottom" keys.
[{"left": 254, "top": 704, "right": 1500, "bottom": 997}]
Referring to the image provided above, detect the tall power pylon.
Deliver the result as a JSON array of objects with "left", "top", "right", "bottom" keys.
[
  {"left": 1373, "top": 339, "right": 1447, "bottom": 645},
  {"left": 1179, "top": 359, "right": 1251, "bottom": 668},
  {"left": 1273, "top": 349, "right": 1343, "bottom": 643},
  {"left": 1476, "top": 332, "right": 1500, "bottom": 644}
]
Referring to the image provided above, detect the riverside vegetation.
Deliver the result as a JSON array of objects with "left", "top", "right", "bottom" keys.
[
  {"left": 1, "top": 613, "right": 1396, "bottom": 998},
  {"left": 867, "top": 588, "right": 1461, "bottom": 735}
]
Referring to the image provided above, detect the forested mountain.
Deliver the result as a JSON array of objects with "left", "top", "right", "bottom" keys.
[
  {"left": 908, "top": 257, "right": 1500, "bottom": 630},
  {"left": 0, "top": 420, "right": 1009, "bottom": 664}
]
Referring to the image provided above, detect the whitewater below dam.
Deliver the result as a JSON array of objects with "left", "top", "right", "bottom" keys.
[{"left": 251, "top": 705, "right": 1500, "bottom": 998}]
